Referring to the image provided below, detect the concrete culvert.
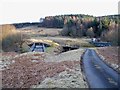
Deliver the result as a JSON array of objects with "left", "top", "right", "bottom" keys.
[
  {"left": 62, "top": 45, "right": 79, "bottom": 52},
  {"left": 28, "top": 43, "right": 51, "bottom": 52}
]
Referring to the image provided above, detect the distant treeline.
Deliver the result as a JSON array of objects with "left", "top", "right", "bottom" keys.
[
  {"left": 13, "top": 14, "right": 119, "bottom": 45},
  {"left": 13, "top": 22, "right": 41, "bottom": 28},
  {"left": 42, "top": 14, "right": 119, "bottom": 45},
  {"left": 41, "top": 14, "right": 93, "bottom": 28}
]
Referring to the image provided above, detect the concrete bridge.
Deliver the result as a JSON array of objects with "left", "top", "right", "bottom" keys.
[
  {"left": 90, "top": 42, "right": 111, "bottom": 47},
  {"left": 29, "top": 43, "right": 50, "bottom": 52}
]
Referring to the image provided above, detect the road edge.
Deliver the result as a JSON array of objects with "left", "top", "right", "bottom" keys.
[{"left": 95, "top": 49, "right": 120, "bottom": 74}]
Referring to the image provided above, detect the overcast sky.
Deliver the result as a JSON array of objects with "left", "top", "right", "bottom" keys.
[{"left": 0, "top": 0, "right": 119, "bottom": 24}]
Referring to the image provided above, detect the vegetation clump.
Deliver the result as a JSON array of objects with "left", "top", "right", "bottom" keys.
[{"left": 0, "top": 24, "right": 29, "bottom": 52}]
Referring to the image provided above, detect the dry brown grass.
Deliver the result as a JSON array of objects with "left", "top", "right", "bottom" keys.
[
  {"left": 97, "top": 47, "right": 118, "bottom": 65},
  {"left": 101, "top": 27, "right": 119, "bottom": 46},
  {"left": 0, "top": 24, "right": 16, "bottom": 41},
  {"left": 0, "top": 24, "right": 29, "bottom": 52},
  {"left": 97, "top": 46, "right": 119, "bottom": 72},
  {"left": 2, "top": 52, "right": 80, "bottom": 88},
  {"left": 18, "top": 27, "right": 62, "bottom": 37}
]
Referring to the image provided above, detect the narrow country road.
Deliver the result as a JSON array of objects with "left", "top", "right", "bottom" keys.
[{"left": 82, "top": 49, "right": 120, "bottom": 88}]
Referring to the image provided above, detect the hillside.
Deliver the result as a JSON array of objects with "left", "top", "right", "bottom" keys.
[{"left": 13, "top": 14, "right": 119, "bottom": 45}]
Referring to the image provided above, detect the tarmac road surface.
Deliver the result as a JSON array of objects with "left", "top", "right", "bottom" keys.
[{"left": 82, "top": 49, "right": 120, "bottom": 89}]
